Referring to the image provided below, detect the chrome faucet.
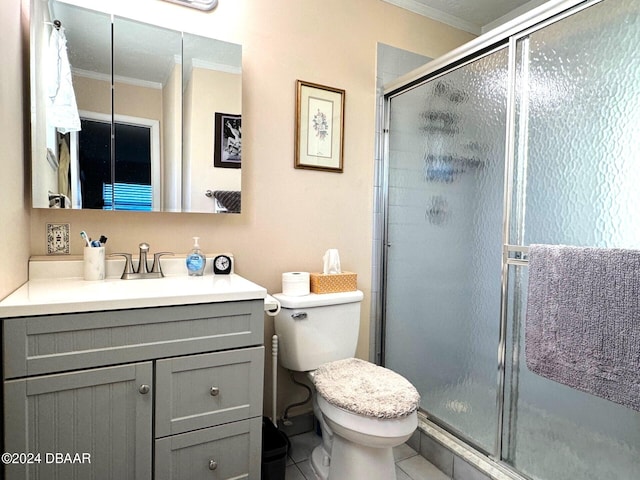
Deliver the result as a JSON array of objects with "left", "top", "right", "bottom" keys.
[
  {"left": 137, "top": 242, "right": 151, "bottom": 274},
  {"left": 111, "top": 243, "right": 173, "bottom": 279}
]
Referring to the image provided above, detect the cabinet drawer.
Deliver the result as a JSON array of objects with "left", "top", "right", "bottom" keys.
[
  {"left": 3, "top": 300, "right": 264, "bottom": 378},
  {"left": 155, "top": 347, "right": 264, "bottom": 437},
  {"left": 155, "top": 417, "right": 261, "bottom": 480}
]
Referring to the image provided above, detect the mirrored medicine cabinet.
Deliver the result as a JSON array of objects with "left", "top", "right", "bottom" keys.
[{"left": 31, "top": 0, "right": 242, "bottom": 213}]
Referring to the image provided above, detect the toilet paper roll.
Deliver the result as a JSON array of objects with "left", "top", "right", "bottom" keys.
[{"left": 282, "top": 272, "right": 310, "bottom": 296}]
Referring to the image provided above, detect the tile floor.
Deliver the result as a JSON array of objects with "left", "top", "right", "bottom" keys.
[{"left": 285, "top": 431, "right": 450, "bottom": 480}]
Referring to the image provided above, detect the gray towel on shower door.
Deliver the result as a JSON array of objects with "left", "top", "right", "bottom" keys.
[{"left": 525, "top": 244, "right": 640, "bottom": 412}]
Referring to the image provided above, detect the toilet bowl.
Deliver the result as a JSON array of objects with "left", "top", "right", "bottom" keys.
[
  {"left": 316, "top": 395, "right": 417, "bottom": 479},
  {"left": 306, "top": 371, "right": 334, "bottom": 478},
  {"left": 272, "top": 291, "right": 420, "bottom": 480},
  {"left": 311, "top": 357, "right": 419, "bottom": 480}
]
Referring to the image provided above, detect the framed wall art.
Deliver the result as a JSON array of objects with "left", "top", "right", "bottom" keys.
[
  {"left": 214, "top": 112, "right": 241, "bottom": 169},
  {"left": 294, "top": 80, "right": 345, "bottom": 172}
]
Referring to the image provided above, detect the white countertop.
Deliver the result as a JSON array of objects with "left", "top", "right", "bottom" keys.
[{"left": 0, "top": 256, "right": 269, "bottom": 318}]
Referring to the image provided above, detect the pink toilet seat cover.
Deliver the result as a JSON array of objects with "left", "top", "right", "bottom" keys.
[{"left": 314, "top": 358, "right": 420, "bottom": 419}]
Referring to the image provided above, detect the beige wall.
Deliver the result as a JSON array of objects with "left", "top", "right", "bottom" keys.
[
  {"left": 0, "top": 0, "right": 31, "bottom": 298},
  {"left": 23, "top": 0, "right": 474, "bottom": 418},
  {"left": 74, "top": 75, "right": 163, "bottom": 120}
]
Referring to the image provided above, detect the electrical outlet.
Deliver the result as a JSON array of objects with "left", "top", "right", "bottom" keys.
[{"left": 47, "top": 223, "right": 70, "bottom": 255}]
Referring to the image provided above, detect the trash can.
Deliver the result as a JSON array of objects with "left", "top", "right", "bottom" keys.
[{"left": 261, "top": 417, "right": 288, "bottom": 480}]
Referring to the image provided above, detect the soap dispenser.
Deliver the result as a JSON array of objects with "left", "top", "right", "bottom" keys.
[{"left": 186, "top": 237, "right": 206, "bottom": 276}]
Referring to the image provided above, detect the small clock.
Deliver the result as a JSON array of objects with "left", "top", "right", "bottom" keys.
[{"left": 213, "top": 254, "right": 232, "bottom": 275}]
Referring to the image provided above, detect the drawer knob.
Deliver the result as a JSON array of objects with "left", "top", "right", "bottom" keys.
[
  {"left": 139, "top": 384, "right": 150, "bottom": 395},
  {"left": 210, "top": 386, "right": 220, "bottom": 396},
  {"left": 208, "top": 459, "right": 218, "bottom": 470}
]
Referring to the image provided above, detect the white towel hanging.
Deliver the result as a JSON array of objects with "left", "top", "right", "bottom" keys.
[{"left": 47, "top": 26, "right": 81, "bottom": 134}]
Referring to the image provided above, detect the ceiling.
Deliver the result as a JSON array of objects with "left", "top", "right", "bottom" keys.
[
  {"left": 52, "top": 0, "right": 548, "bottom": 84},
  {"left": 383, "top": 0, "right": 551, "bottom": 35},
  {"left": 52, "top": 1, "right": 241, "bottom": 87}
]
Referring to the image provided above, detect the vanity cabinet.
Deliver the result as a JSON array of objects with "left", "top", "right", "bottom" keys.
[{"left": 3, "top": 299, "right": 264, "bottom": 480}]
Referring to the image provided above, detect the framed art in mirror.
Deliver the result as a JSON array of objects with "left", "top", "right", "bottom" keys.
[
  {"left": 214, "top": 113, "right": 241, "bottom": 169},
  {"left": 294, "top": 80, "right": 344, "bottom": 173}
]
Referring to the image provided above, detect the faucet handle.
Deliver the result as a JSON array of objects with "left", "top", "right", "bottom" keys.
[
  {"left": 109, "top": 253, "right": 134, "bottom": 279},
  {"left": 151, "top": 252, "right": 174, "bottom": 276}
]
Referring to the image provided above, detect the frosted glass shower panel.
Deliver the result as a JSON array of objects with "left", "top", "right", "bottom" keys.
[
  {"left": 514, "top": 0, "right": 640, "bottom": 248},
  {"left": 507, "top": 1, "right": 640, "bottom": 479},
  {"left": 384, "top": 47, "right": 508, "bottom": 453}
]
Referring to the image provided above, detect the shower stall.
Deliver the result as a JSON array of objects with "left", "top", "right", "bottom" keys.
[{"left": 379, "top": 0, "right": 640, "bottom": 479}]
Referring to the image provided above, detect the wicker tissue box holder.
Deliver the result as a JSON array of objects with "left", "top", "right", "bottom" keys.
[{"left": 310, "top": 272, "right": 357, "bottom": 294}]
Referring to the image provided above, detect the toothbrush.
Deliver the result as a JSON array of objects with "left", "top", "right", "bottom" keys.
[{"left": 80, "top": 231, "right": 91, "bottom": 247}]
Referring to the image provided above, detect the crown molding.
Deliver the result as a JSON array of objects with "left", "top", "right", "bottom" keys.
[
  {"left": 382, "top": 0, "right": 481, "bottom": 35},
  {"left": 72, "top": 68, "right": 163, "bottom": 89}
]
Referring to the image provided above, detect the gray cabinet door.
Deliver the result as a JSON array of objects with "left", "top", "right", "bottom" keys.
[
  {"left": 4, "top": 362, "right": 153, "bottom": 480},
  {"left": 155, "top": 347, "right": 264, "bottom": 437},
  {"left": 155, "top": 417, "right": 261, "bottom": 480}
]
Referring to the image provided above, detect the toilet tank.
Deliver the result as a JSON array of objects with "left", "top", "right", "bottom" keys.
[{"left": 273, "top": 290, "right": 364, "bottom": 372}]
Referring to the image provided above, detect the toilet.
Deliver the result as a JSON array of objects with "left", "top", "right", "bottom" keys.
[{"left": 273, "top": 290, "right": 419, "bottom": 480}]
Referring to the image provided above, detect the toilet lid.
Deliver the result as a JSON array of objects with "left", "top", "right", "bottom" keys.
[{"left": 314, "top": 358, "right": 420, "bottom": 419}]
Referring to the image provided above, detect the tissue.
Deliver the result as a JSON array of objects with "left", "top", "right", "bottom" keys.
[
  {"left": 323, "top": 249, "right": 341, "bottom": 274},
  {"left": 311, "top": 249, "right": 357, "bottom": 293}
]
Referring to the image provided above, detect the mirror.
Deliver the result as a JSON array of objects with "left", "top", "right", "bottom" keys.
[
  {"left": 182, "top": 32, "right": 242, "bottom": 213},
  {"left": 31, "top": 0, "right": 242, "bottom": 213}
]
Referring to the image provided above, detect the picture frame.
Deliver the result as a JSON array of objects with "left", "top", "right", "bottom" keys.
[
  {"left": 295, "top": 80, "right": 345, "bottom": 172},
  {"left": 213, "top": 113, "right": 241, "bottom": 169}
]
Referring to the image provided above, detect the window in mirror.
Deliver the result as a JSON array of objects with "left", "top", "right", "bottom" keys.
[
  {"left": 75, "top": 118, "right": 110, "bottom": 209},
  {"left": 72, "top": 117, "right": 156, "bottom": 210}
]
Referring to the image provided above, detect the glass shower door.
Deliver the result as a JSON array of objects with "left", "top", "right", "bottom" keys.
[
  {"left": 384, "top": 47, "right": 508, "bottom": 453},
  {"left": 504, "top": 1, "right": 640, "bottom": 478}
]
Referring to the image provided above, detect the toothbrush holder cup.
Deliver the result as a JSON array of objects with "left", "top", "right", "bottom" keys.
[{"left": 84, "top": 246, "right": 106, "bottom": 281}]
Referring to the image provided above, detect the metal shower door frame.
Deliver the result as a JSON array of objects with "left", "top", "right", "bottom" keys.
[{"left": 378, "top": 0, "right": 605, "bottom": 466}]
